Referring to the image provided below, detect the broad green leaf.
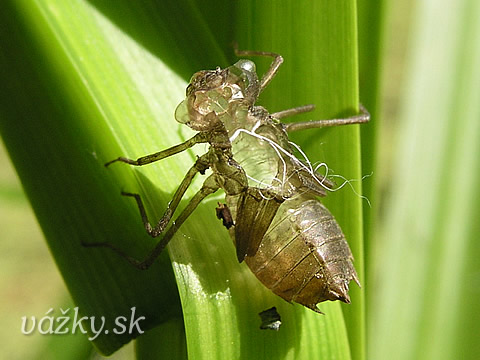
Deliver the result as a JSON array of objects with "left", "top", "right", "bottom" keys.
[
  {"left": 0, "top": 0, "right": 367, "bottom": 358},
  {"left": 235, "top": 3, "right": 366, "bottom": 360}
]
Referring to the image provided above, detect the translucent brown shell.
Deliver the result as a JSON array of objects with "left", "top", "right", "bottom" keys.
[{"left": 98, "top": 49, "right": 369, "bottom": 315}]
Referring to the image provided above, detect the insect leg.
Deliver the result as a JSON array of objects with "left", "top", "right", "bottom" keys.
[
  {"left": 104, "top": 132, "right": 208, "bottom": 167},
  {"left": 234, "top": 47, "right": 283, "bottom": 94},
  {"left": 84, "top": 160, "right": 219, "bottom": 270},
  {"left": 126, "top": 154, "right": 210, "bottom": 237},
  {"left": 134, "top": 174, "right": 220, "bottom": 269},
  {"left": 284, "top": 105, "right": 370, "bottom": 132},
  {"left": 271, "top": 104, "right": 316, "bottom": 119}
]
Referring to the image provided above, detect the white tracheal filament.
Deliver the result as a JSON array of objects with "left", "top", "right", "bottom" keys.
[{"left": 229, "top": 122, "right": 371, "bottom": 203}]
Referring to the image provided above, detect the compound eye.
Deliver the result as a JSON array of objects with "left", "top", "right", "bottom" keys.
[
  {"left": 174, "top": 99, "right": 190, "bottom": 125},
  {"left": 235, "top": 59, "right": 256, "bottom": 74}
]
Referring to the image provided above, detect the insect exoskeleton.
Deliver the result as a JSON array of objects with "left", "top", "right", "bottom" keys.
[
  {"left": 199, "top": 58, "right": 361, "bottom": 312},
  {"left": 100, "top": 49, "right": 369, "bottom": 314},
  {"left": 175, "top": 55, "right": 363, "bottom": 312},
  {"left": 241, "top": 195, "right": 359, "bottom": 313},
  {"left": 219, "top": 107, "right": 361, "bottom": 312}
]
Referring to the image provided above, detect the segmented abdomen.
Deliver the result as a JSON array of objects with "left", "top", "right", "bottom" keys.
[{"left": 245, "top": 196, "right": 360, "bottom": 312}]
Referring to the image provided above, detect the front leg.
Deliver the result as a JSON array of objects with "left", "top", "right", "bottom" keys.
[
  {"left": 104, "top": 132, "right": 208, "bottom": 167},
  {"left": 136, "top": 155, "right": 209, "bottom": 237},
  {"left": 84, "top": 155, "right": 212, "bottom": 269}
]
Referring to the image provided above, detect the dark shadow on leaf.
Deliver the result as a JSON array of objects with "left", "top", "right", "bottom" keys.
[{"left": 86, "top": 0, "right": 235, "bottom": 81}]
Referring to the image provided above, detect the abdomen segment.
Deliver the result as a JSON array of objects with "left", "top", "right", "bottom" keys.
[{"left": 245, "top": 196, "right": 360, "bottom": 313}]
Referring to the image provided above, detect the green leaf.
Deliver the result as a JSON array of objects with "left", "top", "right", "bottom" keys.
[
  {"left": 235, "top": 3, "right": 366, "bottom": 360},
  {"left": 357, "top": 0, "right": 385, "bottom": 257},
  {"left": 0, "top": 0, "right": 366, "bottom": 358}
]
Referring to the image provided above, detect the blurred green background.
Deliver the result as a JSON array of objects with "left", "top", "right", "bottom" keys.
[{"left": 1, "top": 0, "right": 479, "bottom": 359}]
